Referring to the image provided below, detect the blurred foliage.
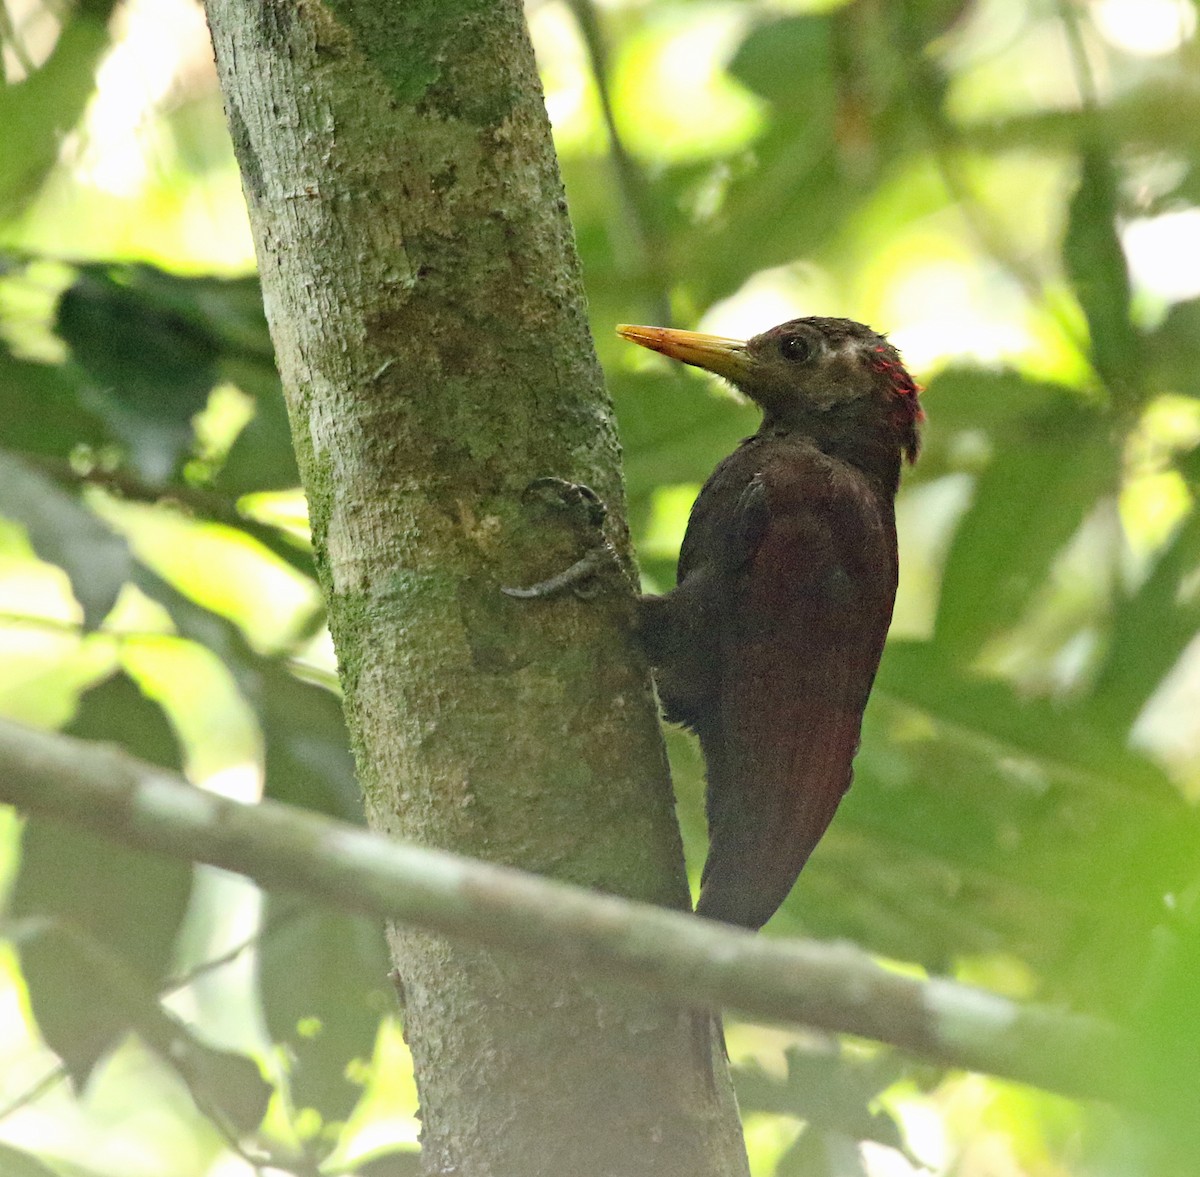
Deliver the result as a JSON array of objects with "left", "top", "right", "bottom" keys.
[{"left": 2, "top": 0, "right": 1200, "bottom": 1174}]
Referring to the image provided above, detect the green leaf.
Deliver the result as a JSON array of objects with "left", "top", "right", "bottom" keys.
[
  {"left": 775, "top": 1127, "right": 868, "bottom": 1177},
  {"left": 1130, "top": 888, "right": 1200, "bottom": 1163},
  {"left": 11, "top": 673, "right": 192, "bottom": 1084},
  {"left": 685, "top": 16, "right": 845, "bottom": 302},
  {"left": 258, "top": 899, "right": 388, "bottom": 1129},
  {"left": 1146, "top": 298, "right": 1200, "bottom": 399},
  {"left": 685, "top": 8, "right": 926, "bottom": 306},
  {"left": 130, "top": 563, "right": 358, "bottom": 820},
  {"left": 0, "top": 341, "right": 109, "bottom": 458},
  {"left": 917, "top": 366, "right": 1076, "bottom": 444},
  {"left": 962, "top": 82, "right": 1200, "bottom": 158},
  {"left": 0, "top": 451, "right": 131, "bottom": 629},
  {"left": 0, "top": 0, "right": 116, "bottom": 217},
  {"left": 1063, "top": 150, "right": 1141, "bottom": 400},
  {"left": 8, "top": 916, "right": 272, "bottom": 1128},
  {"left": 613, "top": 367, "right": 757, "bottom": 533},
  {"left": 932, "top": 394, "right": 1115, "bottom": 660},
  {"left": 728, "top": 16, "right": 834, "bottom": 112},
  {"left": 800, "top": 642, "right": 1200, "bottom": 1012},
  {"left": 1090, "top": 500, "right": 1200, "bottom": 726}
]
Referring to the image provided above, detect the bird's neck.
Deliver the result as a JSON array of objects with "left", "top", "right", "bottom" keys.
[{"left": 757, "top": 418, "right": 903, "bottom": 498}]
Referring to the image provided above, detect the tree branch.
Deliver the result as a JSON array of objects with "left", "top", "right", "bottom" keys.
[{"left": 0, "top": 716, "right": 1127, "bottom": 1104}]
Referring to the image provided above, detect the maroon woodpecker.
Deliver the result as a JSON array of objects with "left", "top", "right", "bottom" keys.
[{"left": 620, "top": 317, "right": 923, "bottom": 930}]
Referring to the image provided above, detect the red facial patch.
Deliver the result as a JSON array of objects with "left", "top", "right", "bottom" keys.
[
  {"left": 871, "top": 345, "right": 925, "bottom": 422},
  {"left": 870, "top": 344, "right": 925, "bottom": 464}
]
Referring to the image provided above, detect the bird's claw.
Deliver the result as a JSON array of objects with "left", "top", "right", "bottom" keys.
[
  {"left": 501, "top": 544, "right": 615, "bottom": 600},
  {"left": 503, "top": 477, "right": 615, "bottom": 600}
]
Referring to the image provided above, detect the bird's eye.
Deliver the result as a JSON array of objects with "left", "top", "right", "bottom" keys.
[{"left": 779, "top": 334, "right": 811, "bottom": 363}]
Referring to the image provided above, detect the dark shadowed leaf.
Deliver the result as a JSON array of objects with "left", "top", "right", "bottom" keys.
[
  {"left": 258, "top": 899, "right": 388, "bottom": 1128},
  {"left": 0, "top": 452, "right": 131, "bottom": 628},
  {"left": 6, "top": 919, "right": 150, "bottom": 1091},
  {"left": 175, "top": 1037, "right": 273, "bottom": 1135},
  {"left": 55, "top": 266, "right": 220, "bottom": 481},
  {"left": 733, "top": 1044, "right": 905, "bottom": 1150},
  {"left": 259, "top": 664, "right": 360, "bottom": 821},
  {"left": 729, "top": 15, "right": 834, "bottom": 112},
  {"left": 612, "top": 367, "right": 758, "bottom": 527},
  {"left": 9, "top": 910, "right": 271, "bottom": 1129}
]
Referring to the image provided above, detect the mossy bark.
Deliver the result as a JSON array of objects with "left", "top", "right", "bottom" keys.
[{"left": 204, "top": 0, "right": 748, "bottom": 1173}]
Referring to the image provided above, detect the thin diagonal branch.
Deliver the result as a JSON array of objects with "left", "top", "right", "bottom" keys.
[{"left": 0, "top": 715, "right": 1129, "bottom": 1104}]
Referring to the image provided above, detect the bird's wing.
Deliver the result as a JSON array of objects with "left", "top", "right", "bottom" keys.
[{"left": 695, "top": 450, "right": 898, "bottom": 929}]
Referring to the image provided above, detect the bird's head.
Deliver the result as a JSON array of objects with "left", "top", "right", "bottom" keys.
[{"left": 617, "top": 317, "right": 924, "bottom": 469}]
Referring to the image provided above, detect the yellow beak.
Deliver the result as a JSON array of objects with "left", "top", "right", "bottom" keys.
[{"left": 616, "top": 324, "right": 752, "bottom": 384}]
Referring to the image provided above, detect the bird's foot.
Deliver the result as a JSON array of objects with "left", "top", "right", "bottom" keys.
[{"left": 501, "top": 477, "right": 617, "bottom": 600}]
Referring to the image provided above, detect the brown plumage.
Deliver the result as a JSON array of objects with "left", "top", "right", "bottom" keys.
[{"left": 620, "top": 317, "right": 923, "bottom": 930}]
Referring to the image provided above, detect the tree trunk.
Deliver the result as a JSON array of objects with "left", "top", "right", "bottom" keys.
[{"left": 203, "top": 1, "right": 748, "bottom": 1173}]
